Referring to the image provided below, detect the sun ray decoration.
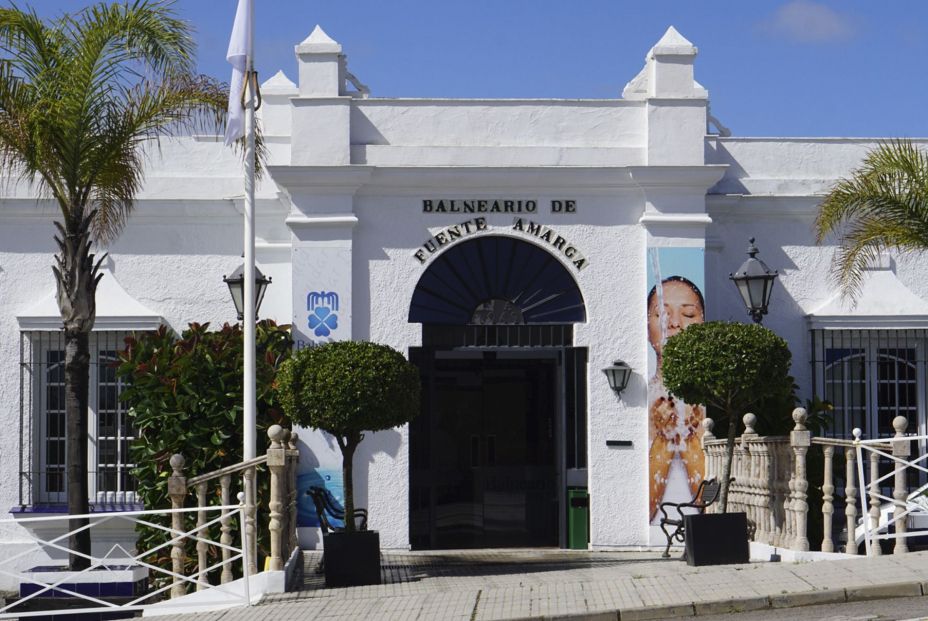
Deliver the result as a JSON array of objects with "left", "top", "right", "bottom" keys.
[{"left": 409, "top": 236, "right": 586, "bottom": 325}]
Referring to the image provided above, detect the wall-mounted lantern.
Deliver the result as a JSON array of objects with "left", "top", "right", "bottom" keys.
[{"left": 603, "top": 360, "right": 632, "bottom": 395}]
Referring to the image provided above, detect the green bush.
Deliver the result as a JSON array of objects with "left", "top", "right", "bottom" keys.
[
  {"left": 117, "top": 320, "right": 292, "bottom": 586},
  {"left": 663, "top": 321, "right": 793, "bottom": 512},
  {"left": 277, "top": 341, "right": 420, "bottom": 531}
]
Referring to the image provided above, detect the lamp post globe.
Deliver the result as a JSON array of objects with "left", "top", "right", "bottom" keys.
[
  {"left": 223, "top": 263, "right": 272, "bottom": 321},
  {"left": 729, "top": 238, "right": 778, "bottom": 324}
]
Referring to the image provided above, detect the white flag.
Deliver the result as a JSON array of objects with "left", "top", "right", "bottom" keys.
[{"left": 224, "top": 0, "right": 252, "bottom": 146}]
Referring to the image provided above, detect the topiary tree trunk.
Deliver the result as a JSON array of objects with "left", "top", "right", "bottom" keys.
[
  {"left": 335, "top": 432, "right": 363, "bottom": 533},
  {"left": 718, "top": 411, "right": 738, "bottom": 513}
]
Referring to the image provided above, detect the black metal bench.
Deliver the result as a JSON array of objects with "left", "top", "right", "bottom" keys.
[
  {"left": 658, "top": 477, "right": 722, "bottom": 559},
  {"left": 307, "top": 485, "right": 368, "bottom": 533}
]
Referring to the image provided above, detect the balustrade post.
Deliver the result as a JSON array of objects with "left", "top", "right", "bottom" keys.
[
  {"left": 243, "top": 465, "right": 258, "bottom": 575},
  {"left": 892, "top": 416, "right": 911, "bottom": 555},
  {"left": 845, "top": 441, "right": 858, "bottom": 555},
  {"left": 773, "top": 444, "right": 789, "bottom": 546},
  {"left": 196, "top": 481, "right": 208, "bottom": 590},
  {"left": 756, "top": 440, "right": 772, "bottom": 545},
  {"left": 741, "top": 414, "right": 758, "bottom": 539},
  {"left": 267, "top": 425, "right": 286, "bottom": 572},
  {"left": 790, "top": 408, "right": 810, "bottom": 551},
  {"left": 288, "top": 432, "right": 300, "bottom": 556},
  {"left": 821, "top": 444, "right": 835, "bottom": 553},
  {"left": 167, "top": 454, "right": 187, "bottom": 598},
  {"left": 220, "top": 474, "right": 233, "bottom": 584},
  {"left": 278, "top": 429, "right": 291, "bottom": 560},
  {"left": 701, "top": 419, "right": 715, "bottom": 513},
  {"left": 868, "top": 451, "right": 882, "bottom": 556}
]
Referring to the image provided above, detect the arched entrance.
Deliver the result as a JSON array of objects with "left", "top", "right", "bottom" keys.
[{"left": 408, "top": 236, "right": 588, "bottom": 549}]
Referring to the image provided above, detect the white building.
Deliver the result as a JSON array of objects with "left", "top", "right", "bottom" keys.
[{"left": 1, "top": 25, "right": 925, "bottom": 583}]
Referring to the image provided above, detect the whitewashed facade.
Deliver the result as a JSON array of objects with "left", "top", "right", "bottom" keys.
[{"left": 1, "top": 25, "right": 926, "bottom": 583}]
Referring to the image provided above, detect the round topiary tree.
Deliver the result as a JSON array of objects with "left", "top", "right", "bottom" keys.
[
  {"left": 662, "top": 321, "right": 793, "bottom": 512},
  {"left": 277, "top": 341, "right": 420, "bottom": 531}
]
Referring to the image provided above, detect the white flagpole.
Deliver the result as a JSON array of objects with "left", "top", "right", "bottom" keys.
[{"left": 243, "top": 0, "right": 256, "bottom": 462}]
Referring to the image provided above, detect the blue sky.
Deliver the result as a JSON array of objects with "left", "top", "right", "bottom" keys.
[{"left": 32, "top": 1, "right": 928, "bottom": 137}]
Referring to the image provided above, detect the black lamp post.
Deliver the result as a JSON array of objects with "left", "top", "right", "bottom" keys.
[
  {"left": 223, "top": 263, "right": 272, "bottom": 321},
  {"left": 602, "top": 360, "right": 632, "bottom": 395},
  {"left": 729, "top": 238, "right": 778, "bottom": 324}
]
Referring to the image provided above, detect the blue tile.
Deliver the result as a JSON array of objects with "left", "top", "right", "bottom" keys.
[
  {"left": 99, "top": 582, "right": 120, "bottom": 597},
  {"left": 19, "top": 582, "right": 39, "bottom": 597},
  {"left": 113, "top": 582, "right": 132, "bottom": 597},
  {"left": 74, "top": 582, "right": 100, "bottom": 597}
]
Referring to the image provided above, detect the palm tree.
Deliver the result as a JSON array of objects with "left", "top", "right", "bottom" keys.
[
  {"left": 815, "top": 139, "right": 928, "bottom": 298},
  {"left": 0, "top": 1, "right": 228, "bottom": 569}
]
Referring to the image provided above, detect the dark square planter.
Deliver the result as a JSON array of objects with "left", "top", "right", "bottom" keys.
[
  {"left": 684, "top": 512, "right": 750, "bottom": 566},
  {"left": 323, "top": 530, "right": 381, "bottom": 587}
]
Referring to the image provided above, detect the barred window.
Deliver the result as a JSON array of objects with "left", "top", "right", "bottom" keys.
[
  {"left": 811, "top": 329, "right": 925, "bottom": 440},
  {"left": 19, "top": 331, "right": 141, "bottom": 508}
]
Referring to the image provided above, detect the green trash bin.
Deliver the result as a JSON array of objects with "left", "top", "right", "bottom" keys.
[{"left": 567, "top": 487, "right": 590, "bottom": 550}]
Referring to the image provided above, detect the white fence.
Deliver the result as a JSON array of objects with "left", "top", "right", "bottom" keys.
[
  {"left": 704, "top": 410, "right": 928, "bottom": 556},
  {"left": 0, "top": 501, "right": 250, "bottom": 619},
  {"left": 853, "top": 427, "right": 928, "bottom": 556}
]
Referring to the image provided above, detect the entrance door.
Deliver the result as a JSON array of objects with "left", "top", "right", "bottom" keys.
[{"left": 410, "top": 354, "right": 558, "bottom": 549}]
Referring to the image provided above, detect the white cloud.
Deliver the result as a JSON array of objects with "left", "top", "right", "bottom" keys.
[{"left": 762, "top": 1, "right": 855, "bottom": 43}]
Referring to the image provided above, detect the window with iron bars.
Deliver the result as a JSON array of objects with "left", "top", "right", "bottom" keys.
[
  {"left": 810, "top": 328, "right": 927, "bottom": 491},
  {"left": 810, "top": 329, "right": 926, "bottom": 440},
  {"left": 18, "top": 331, "right": 144, "bottom": 508}
]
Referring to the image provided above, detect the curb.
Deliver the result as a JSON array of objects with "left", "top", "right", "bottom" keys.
[
  {"left": 769, "top": 588, "right": 845, "bottom": 608},
  {"left": 846, "top": 582, "right": 924, "bottom": 602},
  {"left": 514, "top": 581, "right": 928, "bottom": 621},
  {"left": 616, "top": 581, "right": 928, "bottom": 621}
]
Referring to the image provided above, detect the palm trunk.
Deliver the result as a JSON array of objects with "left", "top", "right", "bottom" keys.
[
  {"left": 341, "top": 437, "right": 359, "bottom": 533},
  {"left": 53, "top": 213, "right": 103, "bottom": 570},
  {"left": 65, "top": 330, "right": 91, "bottom": 570},
  {"left": 718, "top": 414, "right": 739, "bottom": 513}
]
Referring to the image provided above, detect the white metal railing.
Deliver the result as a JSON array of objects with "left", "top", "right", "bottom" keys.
[
  {"left": 853, "top": 422, "right": 928, "bottom": 556},
  {"left": 0, "top": 501, "right": 250, "bottom": 619}
]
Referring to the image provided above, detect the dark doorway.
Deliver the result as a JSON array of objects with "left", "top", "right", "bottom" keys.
[{"left": 410, "top": 353, "right": 558, "bottom": 549}]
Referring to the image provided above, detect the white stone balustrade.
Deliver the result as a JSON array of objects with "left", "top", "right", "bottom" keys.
[
  {"left": 702, "top": 410, "right": 914, "bottom": 557},
  {"left": 164, "top": 426, "right": 301, "bottom": 598}
]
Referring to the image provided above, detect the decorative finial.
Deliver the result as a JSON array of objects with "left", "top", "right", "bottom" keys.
[
  {"left": 792, "top": 407, "right": 808, "bottom": 431},
  {"left": 893, "top": 416, "right": 908, "bottom": 436},
  {"left": 743, "top": 413, "right": 757, "bottom": 435},
  {"left": 169, "top": 454, "right": 185, "bottom": 474}
]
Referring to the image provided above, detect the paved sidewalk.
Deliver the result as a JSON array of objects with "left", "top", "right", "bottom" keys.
[{"left": 178, "top": 549, "right": 928, "bottom": 620}]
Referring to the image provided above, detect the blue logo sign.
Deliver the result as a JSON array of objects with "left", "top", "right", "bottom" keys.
[{"left": 307, "top": 291, "right": 339, "bottom": 337}]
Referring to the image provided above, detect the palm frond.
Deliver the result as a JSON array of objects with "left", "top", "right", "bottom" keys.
[
  {"left": 815, "top": 139, "right": 928, "bottom": 299},
  {"left": 0, "top": 1, "right": 243, "bottom": 241},
  {"left": 88, "top": 74, "right": 228, "bottom": 243}
]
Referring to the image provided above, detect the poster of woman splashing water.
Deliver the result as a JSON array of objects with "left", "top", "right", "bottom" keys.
[{"left": 646, "top": 247, "right": 706, "bottom": 526}]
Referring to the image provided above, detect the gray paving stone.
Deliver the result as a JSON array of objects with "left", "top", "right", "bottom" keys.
[{"left": 173, "top": 549, "right": 928, "bottom": 621}]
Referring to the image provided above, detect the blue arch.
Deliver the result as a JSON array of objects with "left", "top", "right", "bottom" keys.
[{"left": 408, "top": 235, "right": 586, "bottom": 325}]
